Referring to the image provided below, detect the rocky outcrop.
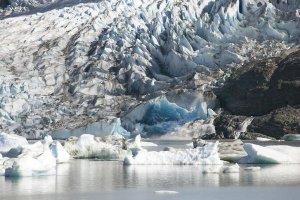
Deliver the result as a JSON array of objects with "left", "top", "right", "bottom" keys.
[
  {"left": 0, "top": 0, "right": 9, "bottom": 9},
  {"left": 216, "top": 48, "right": 300, "bottom": 139},
  {"left": 248, "top": 106, "right": 300, "bottom": 139},
  {"left": 217, "top": 49, "right": 300, "bottom": 116}
]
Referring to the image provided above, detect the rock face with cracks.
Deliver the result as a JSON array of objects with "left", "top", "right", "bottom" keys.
[
  {"left": 216, "top": 49, "right": 300, "bottom": 139},
  {"left": 0, "top": 0, "right": 299, "bottom": 138}
]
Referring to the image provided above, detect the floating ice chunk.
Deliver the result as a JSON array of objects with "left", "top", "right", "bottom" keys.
[
  {"left": 256, "top": 137, "right": 272, "bottom": 141},
  {"left": 64, "top": 134, "right": 127, "bottom": 160},
  {"left": 222, "top": 164, "right": 240, "bottom": 173},
  {"left": 282, "top": 134, "right": 300, "bottom": 141},
  {"left": 5, "top": 146, "right": 56, "bottom": 177},
  {"left": 50, "top": 141, "right": 70, "bottom": 163},
  {"left": 239, "top": 143, "right": 300, "bottom": 164},
  {"left": 124, "top": 142, "right": 223, "bottom": 165},
  {"left": 154, "top": 190, "right": 179, "bottom": 195},
  {"left": 243, "top": 166, "right": 261, "bottom": 172},
  {"left": 0, "top": 132, "right": 28, "bottom": 153},
  {"left": 140, "top": 141, "right": 158, "bottom": 147}
]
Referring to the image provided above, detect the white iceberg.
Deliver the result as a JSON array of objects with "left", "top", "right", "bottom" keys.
[
  {"left": 282, "top": 134, "right": 300, "bottom": 141},
  {"left": 124, "top": 141, "right": 223, "bottom": 165},
  {"left": 64, "top": 134, "right": 128, "bottom": 160},
  {"left": 0, "top": 132, "right": 28, "bottom": 153},
  {"left": 50, "top": 141, "right": 71, "bottom": 163},
  {"left": 5, "top": 146, "right": 56, "bottom": 177},
  {"left": 239, "top": 143, "right": 300, "bottom": 164},
  {"left": 2, "top": 135, "right": 70, "bottom": 176}
]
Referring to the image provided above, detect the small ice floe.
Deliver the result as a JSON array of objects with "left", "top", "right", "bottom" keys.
[
  {"left": 124, "top": 141, "right": 223, "bottom": 165},
  {"left": 282, "top": 134, "right": 300, "bottom": 141},
  {"left": 243, "top": 166, "right": 261, "bottom": 172},
  {"left": 222, "top": 164, "right": 240, "bottom": 173},
  {"left": 154, "top": 190, "right": 179, "bottom": 195},
  {"left": 140, "top": 141, "right": 158, "bottom": 147},
  {"left": 239, "top": 143, "right": 300, "bottom": 164},
  {"left": 256, "top": 137, "right": 272, "bottom": 141}
]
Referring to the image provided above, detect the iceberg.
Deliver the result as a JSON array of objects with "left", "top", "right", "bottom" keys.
[
  {"left": 5, "top": 146, "right": 56, "bottom": 177},
  {"left": 50, "top": 141, "right": 71, "bottom": 163},
  {"left": 0, "top": 132, "right": 28, "bottom": 153},
  {"left": 239, "top": 143, "right": 300, "bottom": 164},
  {"left": 2, "top": 135, "right": 70, "bottom": 176},
  {"left": 282, "top": 134, "right": 300, "bottom": 141},
  {"left": 124, "top": 141, "right": 223, "bottom": 165},
  {"left": 64, "top": 134, "right": 128, "bottom": 160}
]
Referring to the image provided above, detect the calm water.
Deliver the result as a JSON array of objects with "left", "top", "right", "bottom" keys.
[{"left": 1, "top": 141, "right": 300, "bottom": 200}]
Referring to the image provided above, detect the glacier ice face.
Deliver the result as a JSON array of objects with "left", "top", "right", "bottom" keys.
[
  {"left": 0, "top": 0, "right": 299, "bottom": 138},
  {"left": 122, "top": 91, "right": 217, "bottom": 137},
  {"left": 239, "top": 143, "right": 300, "bottom": 164},
  {"left": 50, "top": 118, "right": 130, "bottom": 140},
  {"left": 124, "top": 141, "right": 223, "bottom": 165}
]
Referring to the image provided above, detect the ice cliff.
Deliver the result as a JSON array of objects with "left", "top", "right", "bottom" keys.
[{"left": 0, "top": 0, "right": 299, "bottom": 138}]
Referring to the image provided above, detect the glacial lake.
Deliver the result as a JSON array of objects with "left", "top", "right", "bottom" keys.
[{"left": 1, "top": 140, "right": 300, "bottom": 200}]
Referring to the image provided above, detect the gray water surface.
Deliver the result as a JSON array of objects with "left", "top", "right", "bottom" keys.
[
  {"left": 1, "top": 160, "right": 300, "bottom": 200},
  {"left": 1, "top": 140, "right": 300, "bottom": 200}
]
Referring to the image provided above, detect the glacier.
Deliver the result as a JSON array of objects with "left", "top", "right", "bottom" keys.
[{"left": 0, "top": 0, "right": 299, "bottom": 138}]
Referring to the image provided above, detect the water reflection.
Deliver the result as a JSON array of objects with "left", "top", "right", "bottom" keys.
[{"left": 1, "top": 160, "right": 300, "bottom": 198}]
